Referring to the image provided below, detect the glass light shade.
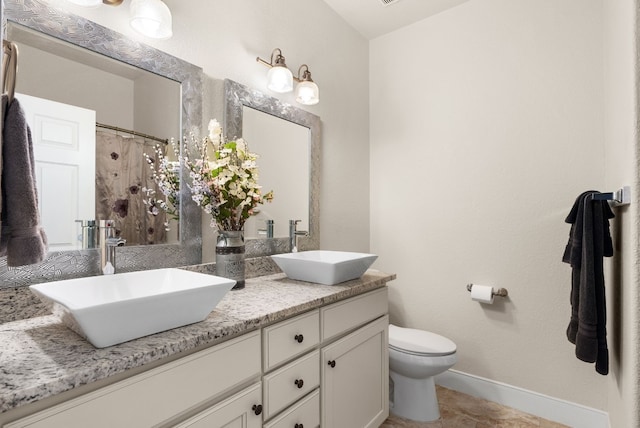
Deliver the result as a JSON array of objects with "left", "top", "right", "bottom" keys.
[
  {"left": 130, "top": 0, "right": 173, "bottom": 40},
  {"left": 267, "top": 66, "right": 294, "bottom": 93},
  {"left": 66, "top": 0, "right": 102, "bottom": 7},
  {"left": 295, "top": 81, "right": 320, "bottom": 105}
]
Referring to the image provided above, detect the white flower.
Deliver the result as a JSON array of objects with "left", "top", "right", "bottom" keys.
[
  {"left": 208, "top": 119, "right": 222, "bottom": 143},
  {"left": 183, "top": 118, "right": 273, "bottom": 231}
]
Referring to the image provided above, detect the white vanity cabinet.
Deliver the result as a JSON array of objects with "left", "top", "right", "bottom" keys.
[
  {"left": 3, "top": 285, "right": 390, "bottom": 428},
  {"left": 261, "top": 287, "right": 389, "bottom": 428},
  {"left": 5, "top": 332, "right": 263, "bottom": 428}
]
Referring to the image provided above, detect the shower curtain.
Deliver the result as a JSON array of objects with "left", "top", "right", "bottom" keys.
[{"left": 95, "top": 130, "right": 167, "bottom": 245}]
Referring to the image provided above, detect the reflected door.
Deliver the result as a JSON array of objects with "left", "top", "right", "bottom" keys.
[{"left": 18, "top": 93, "right": 96, "bottom": 251}]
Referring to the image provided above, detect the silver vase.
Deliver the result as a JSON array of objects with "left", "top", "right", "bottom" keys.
[{"left": 215, "top": 230, "right": 245, "bottom": 290}]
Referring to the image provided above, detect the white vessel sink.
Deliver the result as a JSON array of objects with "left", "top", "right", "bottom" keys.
[
  {"left": 30, "top": 268, "right": 235, "bottom": 348},
  {"left": 271, "top": 250, "right": 378, "bottom": 285}
]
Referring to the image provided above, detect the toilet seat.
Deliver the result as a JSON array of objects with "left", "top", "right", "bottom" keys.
[{"left": 389, "top": 324, "right": 456, "bottom": 357}]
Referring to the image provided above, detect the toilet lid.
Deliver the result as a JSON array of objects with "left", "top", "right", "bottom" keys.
[{"left": 389, "top": 324, "right": 456, "bottom": 356}]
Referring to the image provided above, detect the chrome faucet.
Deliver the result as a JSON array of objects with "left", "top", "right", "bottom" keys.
[
  {"left": 75, "top": 219, "right": 98, "bottom": 249},
  {"left": 99, "top": 220, "right": 126, "bottom": 274},
  {"left": 289, "top": 219, "right": 308, "bottom": 252}
]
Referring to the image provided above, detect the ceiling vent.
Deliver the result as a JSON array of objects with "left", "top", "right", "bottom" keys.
[{"left": 379, "top": 0, "right": 401, "bottom": 6}]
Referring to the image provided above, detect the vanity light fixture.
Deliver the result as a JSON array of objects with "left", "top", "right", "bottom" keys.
[
  {"left": 256, "top": 48, "right": 294, "bottom": 93},
  {"left": 295, "top": 65, "right": 319, "bottom": 105},
  {"left": 130, "top": 0, "right": 173, "bottom": 40},
  {"left": 256, "top": 49, "right": 320, "bottom": 104},
  {"left": 65, "top": 0, "right": 172, "bottom": 40}
]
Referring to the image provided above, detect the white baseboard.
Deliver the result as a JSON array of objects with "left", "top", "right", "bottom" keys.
[{"left": 435, "top": 370, "right": 609, "bottom": 428}]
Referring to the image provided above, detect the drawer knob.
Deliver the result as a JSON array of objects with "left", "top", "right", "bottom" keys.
[
  {"left": 328, "top": 360, "right": 336, "bottom": 368},
  {"left": 252, "top": 404, "right": 263, "bottom": 416},
  {"left": 294, "top": 378, "right": 304, "bottom": 389},
  {"left": 294, "top": 334, "right": 304, "bottom": 343},
  {"left": 295, "top": 424, "right": 304, "bottom": 428}
]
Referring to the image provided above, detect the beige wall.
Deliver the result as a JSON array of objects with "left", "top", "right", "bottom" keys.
[
  {"left": 16, "top": 42, "right": 180, "bottom": 142},
  {"left": 603, "top": 0, "right": 639, "bottom": 427},
  {"left": 61, "top": 0, "right": 371, "bottom": 257},
  {"left": 371, "top": 0, "right": 610, "bottom": 410},
  {"left": 16, "top": 44, "right": 135, "bottom": 128},
  {"left": 133, "top": 73, "right": 181, "bottom": 142}
]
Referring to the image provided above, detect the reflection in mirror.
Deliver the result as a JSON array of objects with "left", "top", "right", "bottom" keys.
[
  {"left": 1, "top": 0, "right": 203, "bottom": 285},
  {"left": 224, "top": 79, "right": 320, "bottom": 254},
  {"left": 242, "top": 106, "right": 310, "bottom": 239},
  {"left": 11, "top": 24, "right": 181, "bottom": 249}
]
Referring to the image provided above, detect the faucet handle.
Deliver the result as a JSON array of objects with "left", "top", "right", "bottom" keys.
[
  {"left": 290, "top": 219, "right": 302, "bottom": 226},
  {"left": 106, "top": 237, "right": 126, "bottom": 247}
]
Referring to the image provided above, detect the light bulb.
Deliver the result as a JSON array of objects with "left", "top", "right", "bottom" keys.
[
  {"left": 130, "top": 0, "right": 173, "bottom": 40},
  {"left": 295, "top": 81, "right": 319, "bottom": 105},
  {"left": 267, "top": 66, "right": 294, "bottom": 93}
]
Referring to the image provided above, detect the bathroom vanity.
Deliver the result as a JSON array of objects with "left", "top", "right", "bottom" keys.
[{"left": 0, "top": 270, "right": 394, "bottom": 427}]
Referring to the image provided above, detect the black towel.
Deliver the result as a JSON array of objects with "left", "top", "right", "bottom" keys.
[
  {"left": 562, "top": 191, "right": 614, "bottom": 375},
  {"left": 0, "top": 97, "right": 48, "bottom": 266}
]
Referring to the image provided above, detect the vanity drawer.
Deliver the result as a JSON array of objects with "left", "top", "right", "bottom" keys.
[
  {"left": 264, "top": 389, "right": 320, "bottom": 428},
  {"left": 6, "top": 331, "right": 261, "bottom": 428},
  {"left": 173, "top": 382, "right": 262, "bottom": 428},
  {"left": 263, "top": 309, "right": 319, "bottom": 371},
  {"left": 321, "top": 287, "right": 388, "bottom": 342},
  {"left": 263, "top": 350, "right": 320, "bottom": 420}
]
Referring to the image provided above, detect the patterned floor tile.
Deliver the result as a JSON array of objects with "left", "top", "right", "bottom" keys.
[{"left": 379, "top": 386, "right": 569, "bottom": 428}]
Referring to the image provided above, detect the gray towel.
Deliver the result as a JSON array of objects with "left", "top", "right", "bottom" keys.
[{"left": 0, "top": 96, "right": 48, "bottom": 266}]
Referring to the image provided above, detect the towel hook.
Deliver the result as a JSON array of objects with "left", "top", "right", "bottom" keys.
[
  {"left": 2, "top": 40, "right": 19, "bottom": 104},
  {"left": 592, "top": 186, "right": 631, "bottom": 207}
]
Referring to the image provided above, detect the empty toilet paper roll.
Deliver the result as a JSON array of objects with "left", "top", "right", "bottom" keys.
[{"left": 470, "top": 284, "right": 494, "bottom": 304}]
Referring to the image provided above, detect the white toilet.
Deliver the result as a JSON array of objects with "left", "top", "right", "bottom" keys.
[{"left": 388, "top": 324, "right": 457, "bottom": 422}]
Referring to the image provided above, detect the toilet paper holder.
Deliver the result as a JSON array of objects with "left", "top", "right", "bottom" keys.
[{"left": 466, "top": 284, "right": 509, "bottom": 298}]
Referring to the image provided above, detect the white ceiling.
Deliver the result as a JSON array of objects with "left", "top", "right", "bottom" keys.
[{"left": 322, "top": 0, "right": 469, "bottom": 40}]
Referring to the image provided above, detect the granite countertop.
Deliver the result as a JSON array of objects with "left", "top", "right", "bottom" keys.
[{"left": 0, "top": 270, "right": 395, "bottom": 414}]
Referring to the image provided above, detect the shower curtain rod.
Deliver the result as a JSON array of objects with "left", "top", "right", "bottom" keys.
[{"left": 96, "top": 122, "right": 169, "bottom": 145}]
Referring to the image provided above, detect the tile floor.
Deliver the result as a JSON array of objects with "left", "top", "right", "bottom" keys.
[{"left": 380, "top": 386, "right": 569, "bottom": 428}]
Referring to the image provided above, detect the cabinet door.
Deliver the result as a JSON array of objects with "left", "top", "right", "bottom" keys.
[
  {"left": 321, "top": 315, "right": 389, "bottom": 428},
  {"left": 173, "top": 382, "right": 262, "bottom": 428}
]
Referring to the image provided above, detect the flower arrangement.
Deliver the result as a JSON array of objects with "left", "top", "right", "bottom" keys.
[
  {"left": 143, "top": 140, "right": 180, "bottom": 229},
  {"left": 183, "top": 119, "right": 273, "bottom": 231}
]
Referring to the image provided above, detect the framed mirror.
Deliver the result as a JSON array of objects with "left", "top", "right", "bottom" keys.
[
  {"left": 1, "top": 0, "right": 203, "bottom": 285},
  {"left": 11, "top": 24, "right": 182, "bottom": 250},
  {"left": 224, "top": 79, "right": 320, "bottom": 253}
]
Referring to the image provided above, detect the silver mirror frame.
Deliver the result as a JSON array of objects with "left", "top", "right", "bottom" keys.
[
  {"left": 0, "top": 0, "right": 203, "bottom": 286},
  {"left": 224, "top": 79, "right": 320, "bottom": 255}
]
